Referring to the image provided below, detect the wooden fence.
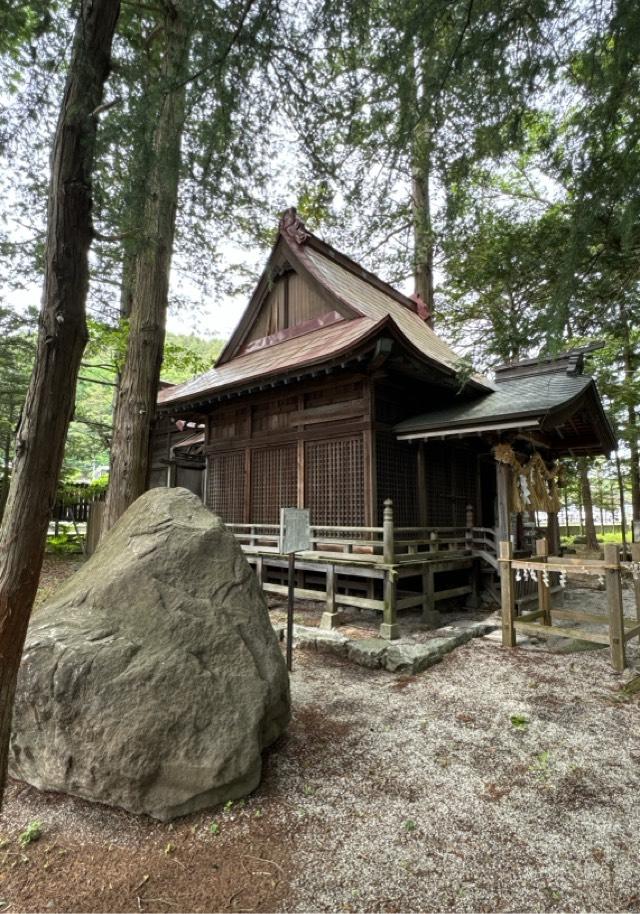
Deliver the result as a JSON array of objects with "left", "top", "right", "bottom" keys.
[{"left": 500, "top": 540, "right": 640, "bottom": 672}]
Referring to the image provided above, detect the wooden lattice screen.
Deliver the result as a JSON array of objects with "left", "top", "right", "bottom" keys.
[
  {"left": 425, "top": 443, "right": 477, "bottom": 526},
  {"left": 305, "top": 436, "right": 364, "bottom": 525},
  {"left": 376, "top": 432, "right": 419, "bottom": 525},
  {"left": 206, "top": 451, "right": 245, "bottom": 522},
  {"left": 250, "top": 444, "right": 297, "bottom": 523}
]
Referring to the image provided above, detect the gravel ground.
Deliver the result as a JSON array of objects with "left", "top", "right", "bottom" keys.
[
  {"left": 271, "top": 608, "right": 640, "bottom": 913},
  {"left": 2, "top": 570, "right": 640, "bottom": 912}
]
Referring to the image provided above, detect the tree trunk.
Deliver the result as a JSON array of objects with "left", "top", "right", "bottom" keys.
[
  {"left": 614, "top": 451, "right": 628, "bottom": 554},
  {"left": 0, "top": 0, "right": 119, "bottom": 807},
  {"left": 620, "top": 303, "right": 639, "bottom": 539},
  {"left": 411, "top": 150, "right": 434, "bottom": 325},
  {"left": 578, "top": 457, "right": 599, "bottom": 551},
  {"left": 627, "top": 408, "right": 639, "bottom": 539},
  {"left": 0, "top": 411, "right": 11, "bottom": 522},
  {"left": 101, "top": 3, "right": 188, "bottom": 535}
]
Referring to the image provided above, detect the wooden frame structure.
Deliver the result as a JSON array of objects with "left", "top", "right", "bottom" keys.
[{"left": 500, "top": 541, "right": 640, "bottom": 671}]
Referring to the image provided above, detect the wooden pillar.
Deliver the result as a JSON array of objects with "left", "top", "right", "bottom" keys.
[
  {"left": 547, "top": 511, "right": 561, "bottom": 556},
  {"left": 381, "top": 568, "right": 399, "bottom": 640},
  {"left": 421, "top": 564, "right": 439, "bottom": 627},
  {"left": 320, "top": 564, "right": 342, "bottom": 630},
  {"left": 417, "top": 442, "right": 428, "bottom": 526},
  {"left": 605, "top": 543, "right": 625, "bottom": 672},
  {"left": 499, "top": 540, "right": 516, "bottom": 647},
  {"left": 496, "top": 461, "right": 512, "bottom": 558},
  {"left": 536, "top": 538, "right": 551, "bottom": 625},
  {"left": 632, "top": 543, "right": 640, "bottom": 624}
]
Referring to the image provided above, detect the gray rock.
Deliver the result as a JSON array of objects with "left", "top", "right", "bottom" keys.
[
  {"left": 10, "top": 487, "right": 290, "bottom": 821},
  {"left": 347, "top": 638, "right": 387, "bottom": 668},
  {"left": 383, "top": 645, "right": 415, "bottom": 673},
  {"left": 292, "top": 624, "right": 348, "bottom": 657}
]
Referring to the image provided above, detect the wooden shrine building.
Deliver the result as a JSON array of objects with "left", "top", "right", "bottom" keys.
[{"left": 151, "top": 208, "right": 616, "bottom": 638}]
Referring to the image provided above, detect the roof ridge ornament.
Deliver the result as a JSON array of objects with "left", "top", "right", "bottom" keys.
[
  {"left": 279, "top": 207, "right": 310, "bottom": 245},
  {"left": 410, "top": 292, "right": 431, "bottom": 323}
]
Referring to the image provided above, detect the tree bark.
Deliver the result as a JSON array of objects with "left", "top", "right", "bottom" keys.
[
  {"left": 410, "top": 103, "right": 436, "bottom": 328},
  {"left": 411, "top": 150, "right": 434, "bottom": 324},
  {"left": 578, "top": 457, "right": 599, "bottom": 551},
  {"left": 0, "top": 0, "right": 120, "bottom": 807},
  {"left": 618, "top": 302, "right": 639, "bottom": 538},
  {"left": 101, "top": 2, "right": 188, "bottom": 535},
  {"left": 614, "top": 451, "right": 628, "bottom": 554}
]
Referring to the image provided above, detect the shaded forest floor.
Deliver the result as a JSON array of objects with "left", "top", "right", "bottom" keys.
[{"left": 1, "top": 556, "right": 640, "bottom": 912}]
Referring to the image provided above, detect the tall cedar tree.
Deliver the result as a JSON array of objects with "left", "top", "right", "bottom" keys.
[
  {"left": 101, "top": 0, "right": 188, "bottom": 533},
  {"left": 101, "top": 0, "right": 278, "bottom": 533},
  {"left": 287, "top": 0, "right": 562, "bottom": 316},
  {"left": 0, "top": 0, "right": 120, "bottom": 806}
]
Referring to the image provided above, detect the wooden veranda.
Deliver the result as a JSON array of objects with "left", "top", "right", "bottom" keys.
[{"left": 225, "top": 499, "right": 500, "bottom": 638}]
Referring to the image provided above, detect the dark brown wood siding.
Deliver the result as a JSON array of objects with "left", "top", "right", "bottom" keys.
[
  {"left": 206, "top": 450, "right": 245, "bottom": 522},
  {"left": 376, "top": 432, "right": 420, "bottom": 525},
  {"left": 423, "top": 442, "right": 478, "bottom": 526},
  {"left": 306, "top": 436, "right": 365, "bottom": 525},
  {"left": 204, "top": 371, "right": 374, "bottom": 525}
]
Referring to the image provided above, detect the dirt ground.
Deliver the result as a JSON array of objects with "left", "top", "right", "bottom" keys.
[{"left": 1, "top": 557, "right": 640, "bottom": 913}]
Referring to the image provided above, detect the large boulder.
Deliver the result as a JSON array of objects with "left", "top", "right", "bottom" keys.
[{"left": 10, "top": 487, "right": 290, "bottom": 821}]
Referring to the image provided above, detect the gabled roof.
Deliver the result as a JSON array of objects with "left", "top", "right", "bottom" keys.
[
  {"left": 395, "top": 359, "right": 617, "bottom": 456},
  {"left": 159, "top": 209, "right": 491, "bottom": 408}
]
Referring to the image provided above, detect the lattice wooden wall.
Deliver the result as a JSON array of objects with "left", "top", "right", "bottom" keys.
[
  {"left": 305, "top": 436, "right": 365, "bottom": 525},
  {"left": 250, "top": 444, "right": 297, "bottom": 523},
  {"left": 206, "top": 451, "right": 245, "bottom": 522},
  {"left": 376, "top": 433, "right": 419, "bottom": 525},
  {"left": 424, "top": 443, "right": 477, "bottom": 526}
]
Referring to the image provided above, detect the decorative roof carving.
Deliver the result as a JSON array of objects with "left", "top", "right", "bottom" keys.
[
  {"left": 279, "top": 207, "right": 309, "bottom": 245},
  {"left": 410, "top": 292, "right": 431, "bottom": 323}
]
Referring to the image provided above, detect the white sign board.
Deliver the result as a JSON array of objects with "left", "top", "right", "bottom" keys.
[{"left": 279, "top": 507, "right": 311, "bottom": 554}]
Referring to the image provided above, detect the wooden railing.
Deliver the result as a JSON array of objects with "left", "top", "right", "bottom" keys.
[
  {"left": 500, "top": 539, "right": 640, "bottom": 672},
  {"left": 227, "top": 499, "right": 474, "bottom": 565}
]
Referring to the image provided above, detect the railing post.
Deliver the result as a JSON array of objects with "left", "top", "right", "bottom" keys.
[
  {"left": 631, "top": 542, "right": 640, "bottom": 625},
  {"left": 320, "top": 564, "right": 342, "bottom": 630},
  {"left": 499, "top": 540, "right": 516, "bottom": 647},
  {"left": 604, "top": 542, "right": 625, "bottom": 672},
  {"left": 383, "top": 498, "right": 395, "bottom": 564},
  {"left": 536, "top": 538, "right": 551, "bottom": 625},
  {"left": 465, "top": 503, "right": 474, "bottom": 553},
  {"left": 381, "top": 499, "right": 398, "bottom": 640},
  {"left": 429, "top": 530, "right": 438, "bottom": 554}
]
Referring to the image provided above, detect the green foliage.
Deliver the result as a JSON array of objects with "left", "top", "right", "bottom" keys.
[
  {"left": 18, "top": 820, "right": 42, "bottom": 847},
  {"left": 46, "top": 531, "right": 83, "bottom": 555},
  {"left": 510, "top": 714, "right": 529, "bottom": 730},
  {"left": 530, "top": 750, "right": 550, "bottom": 779}
]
